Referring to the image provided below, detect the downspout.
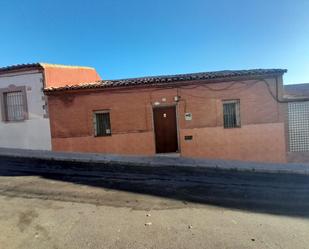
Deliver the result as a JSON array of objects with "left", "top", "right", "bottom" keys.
[
  {"left": 39, "top": 65, "right": 49, "bottom": 119},
  {"left": 275, "top": 76, "right": 279, "bottom": 101}
]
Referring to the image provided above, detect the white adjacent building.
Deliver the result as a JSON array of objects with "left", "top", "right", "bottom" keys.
[{"left": 0, "top": 63, "right": 101, "bottom": 150}]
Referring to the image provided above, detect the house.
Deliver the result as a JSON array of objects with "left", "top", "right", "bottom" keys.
[
  {"left": 45, "top": 69, "right": 288, "bottom": 163},
  {"left": 0, "top": 63, "right": 101, "bottom": 150},
  {"left": 284, "top": 83, "right": 309, "bottom": 162}
]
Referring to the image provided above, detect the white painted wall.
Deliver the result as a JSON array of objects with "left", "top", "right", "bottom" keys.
[{"left": 0, "top": 70, "right": 51, "bottom": 150}]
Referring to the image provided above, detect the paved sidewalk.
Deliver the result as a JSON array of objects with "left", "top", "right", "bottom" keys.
[{"left": 0, "top": 147, "right": 309, "bottom": 175}]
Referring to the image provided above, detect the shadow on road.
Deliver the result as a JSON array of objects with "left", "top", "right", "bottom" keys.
[{"left": 1, "top": 156, "right": 309, "bottom": 218}]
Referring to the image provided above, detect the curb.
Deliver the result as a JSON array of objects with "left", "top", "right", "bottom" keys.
[{"left": 1, "top": 148, "right": 309, "bottom": 175}]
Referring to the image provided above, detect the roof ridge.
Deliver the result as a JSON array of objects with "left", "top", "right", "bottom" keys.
[
  {"left": 108, "top": 68, "right": 287, "bottom": 82},
  {"left": 0, "top": 62, "right": 97, "bottom": 72},
  {"left": 39, "top": 63, "right": 95, "bottom": 70},
  {"left": 285, "top": 83, "right": 309, "bottom": 86}
]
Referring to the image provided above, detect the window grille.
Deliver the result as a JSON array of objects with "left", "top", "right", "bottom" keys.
[
  {"left": 288, "top": 101, "right": 309, "bottom": 152},
  {"left": 223, "top": 100, "right": 240, "bottom": 128},
  {"left": 4, "top": 91, "right": 25, "bottom": 121},
  {"left": 94, "top": 111, "right": 111, "bottom": 136}
]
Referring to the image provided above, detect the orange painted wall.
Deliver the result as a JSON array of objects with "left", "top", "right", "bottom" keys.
[
  {"left": 52, "top": 132, "right": 155, "bottom": 155},
  {"left": 180, "top": 124, "right": 286, "bottom": 162},
  {"left": 47, "top": 77, "right": 287, "bottom": 162},
  {"left": 42, "top": 65, "right": 101, "bottom": 88}
]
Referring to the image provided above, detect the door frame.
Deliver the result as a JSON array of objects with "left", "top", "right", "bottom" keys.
[{"left": 152, "top": 103, "right": 180, "bottom": 154}]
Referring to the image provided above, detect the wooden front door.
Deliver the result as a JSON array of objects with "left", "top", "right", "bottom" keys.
[{"left": 153, "top": 106, "right": 178, "bottom": 153}]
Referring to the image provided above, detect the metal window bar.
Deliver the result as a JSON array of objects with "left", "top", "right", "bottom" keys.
[
  {"left": 288, "top": 101, "right": 309, "bottom": 152},
  {"left": 4, "top": 91, "right": 24, "bottom": 121},
  {"left": 95, "top": 112, "right": 111, "bottom": 136},
  {"left": 223, "top": 100, "right": 240, "bottom": 128}
]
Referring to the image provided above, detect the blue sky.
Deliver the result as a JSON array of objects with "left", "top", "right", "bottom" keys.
[{"left": 0, "top": 0, "right": 308, "bottom": 84}]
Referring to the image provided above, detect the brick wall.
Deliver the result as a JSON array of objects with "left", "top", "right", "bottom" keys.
[{"left": 47, "top": 77, "right": 287, "bottom": 162}]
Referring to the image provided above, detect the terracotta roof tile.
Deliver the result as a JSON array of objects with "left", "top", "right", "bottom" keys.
[
  {"left": 0, "top": 63, "right": 42, "bottom": 73},
  {"left": 284, "top": 83, "right": 309, "bottom": 98},
  {"left": 45, "top": 68, "right": 287, "bottom": 93},
  {"left": 0, "top": 63, "right": 97, "bottom": 73}
]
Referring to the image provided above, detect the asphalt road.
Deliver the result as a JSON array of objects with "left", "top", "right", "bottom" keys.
[
  {"left": 1, "top": 156, "right": 309, "bottom": 217},
  {"left": 0, "top": 156, "right": 309, "bottom": 249}
]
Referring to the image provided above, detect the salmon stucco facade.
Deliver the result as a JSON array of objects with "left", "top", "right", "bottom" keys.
[{"left": 45, "top": 69, "right": 287, "bottom": 163}]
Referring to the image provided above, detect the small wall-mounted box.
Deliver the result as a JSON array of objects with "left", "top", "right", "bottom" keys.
[{"left": 185, "top": 112, "right": 192, "bottom": 121}]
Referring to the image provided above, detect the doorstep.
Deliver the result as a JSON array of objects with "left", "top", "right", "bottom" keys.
[{"left": 155, "top": 153, "right": 180, "bottom": 157}]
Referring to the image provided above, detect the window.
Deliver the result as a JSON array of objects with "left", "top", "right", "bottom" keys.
[
  {"left": 288, "top": 101, "right": 309, "bottom": 152},
  {"left": 1, "top": 89, "right": 27, "bottom": 122},
  {"left": 223, "top": 100, "right": 240, "bottom": 128},
  {"left": 94, "top": 111, "right": 111, "bottom": 136}
]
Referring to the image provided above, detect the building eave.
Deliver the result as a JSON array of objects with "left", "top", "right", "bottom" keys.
[{"left": 44, "top": 71, "right": 286, "bottom": 95}]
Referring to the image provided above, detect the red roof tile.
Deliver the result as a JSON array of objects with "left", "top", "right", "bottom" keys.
[{"left": 45, "top": 68, "right": 287, "bottom": 93}]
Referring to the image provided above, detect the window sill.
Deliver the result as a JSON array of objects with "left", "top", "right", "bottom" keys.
[
  {"left": 2, "top": 119, "right": 27, "bottom": 123},
  {"left": 94, "top": 134, "right": 112, "bottom": 137},
  {"left": 223, "top": 126, "right": 241, "bottom": 129}
]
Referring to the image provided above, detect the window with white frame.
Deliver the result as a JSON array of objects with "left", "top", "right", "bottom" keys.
[
  {"left": 223, "top": 100, "right": 241, "bottom": 128},
  {"left": 93, "top": 111, "right": 111, "bottom": 136}
]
